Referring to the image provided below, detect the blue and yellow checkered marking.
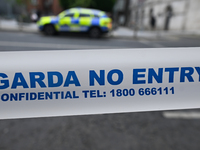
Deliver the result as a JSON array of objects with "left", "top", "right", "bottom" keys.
[{"left": 38, "top": 8, "right": 112, "bottom": 33}]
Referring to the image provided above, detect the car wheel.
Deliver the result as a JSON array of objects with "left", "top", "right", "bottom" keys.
[
  {"left": 44, "top": 25, "right": 56, "bottom": 36},
  {"left": 89, "top": 27, "right": 101, "bottom": 38}
]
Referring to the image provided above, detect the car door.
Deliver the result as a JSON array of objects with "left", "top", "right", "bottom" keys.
[
  {"left": 69, "top": 12, "right": 80, "bottom": 32},
  {"left": 79, "top": 13, "right": 91, "bottom": 32},
  {"left": 59, "top": 13, "right": 74, "bottom": 31}
]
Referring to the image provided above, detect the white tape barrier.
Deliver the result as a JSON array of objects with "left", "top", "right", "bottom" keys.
[{"left": 0, "top": 48, "right": 200, "bottom": 119}]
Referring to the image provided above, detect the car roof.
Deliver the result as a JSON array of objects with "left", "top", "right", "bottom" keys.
[{"left": 66, "top": 7, "right": 105, "bottom": 16}]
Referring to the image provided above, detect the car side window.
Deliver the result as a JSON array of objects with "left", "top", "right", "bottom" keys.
[
  {"left": 65, "top": 13, "right": 74, "bottom": 17},
  {"left": 79, "top": 13, "right": 90, "bottom": 17},
  {"left": 94, "top": 14, "right": 99, "bottom": 18}
]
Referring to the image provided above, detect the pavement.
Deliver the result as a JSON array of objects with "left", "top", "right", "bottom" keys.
[
  {"left": 1, "top": 19, "right": 200, "bottom": 39},
  {"left": 111, "top": 26, "right": 200, "bottom": 39},
  {"left": 0, "top": 19, "right": 38, "bottom": 32}
]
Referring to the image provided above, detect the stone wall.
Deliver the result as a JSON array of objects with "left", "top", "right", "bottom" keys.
[{"left": 128, "top": 0, "right": 200, "bottom": 31}]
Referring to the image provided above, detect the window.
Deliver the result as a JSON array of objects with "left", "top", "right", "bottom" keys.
[
  {"left": 31, "top": 0, "right": 37, "bottom": 5},
  {"left": 94, "top": 14, "right": 99, "bottom": 18},
  {"left": 79, "top": 14, "right": 90, "bottom": 17},
  {"left": 65, "top": 13, "right": 74, "bottom": 17}
]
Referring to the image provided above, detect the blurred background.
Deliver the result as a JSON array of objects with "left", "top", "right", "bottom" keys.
[{"left": 1, "top": 0, "right": 200, "bottom": 150}]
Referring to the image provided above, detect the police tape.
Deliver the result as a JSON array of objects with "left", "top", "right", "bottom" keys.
[{"left": 0, "top": 47, "right": 200, "bottom": 119}]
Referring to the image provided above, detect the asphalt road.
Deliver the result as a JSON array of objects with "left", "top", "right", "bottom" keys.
[
  {"left": 1, "top": 30, "right": 200, "bottom": 51},
  {"left": 0, "top": 30, "right": 200, "bottom": 150}
]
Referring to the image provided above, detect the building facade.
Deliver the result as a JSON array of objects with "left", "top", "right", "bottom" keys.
[
  {"left": 0, "top": 0, "right": 26, "bottom": 18},
  {"left": 0, "top": 0, "right": 63, "bottom": 21},
  {"left": 113, "top": 0, "right": 130, "bottom": 26},
  {"left": 27, "top": 0, "right": 63, "bottom": 16},
  {"left": 114, "top": 0, "right": 200, "bottom": 31}
]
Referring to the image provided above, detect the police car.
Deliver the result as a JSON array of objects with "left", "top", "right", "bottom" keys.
[{"left": 37, "top": 7, "right": 112, "bottom": 38}]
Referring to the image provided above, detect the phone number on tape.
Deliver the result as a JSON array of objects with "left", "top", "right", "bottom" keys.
[{"left": 110, "top": 87, "right": 174, "bottom": 97}]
